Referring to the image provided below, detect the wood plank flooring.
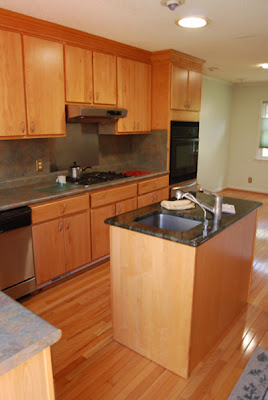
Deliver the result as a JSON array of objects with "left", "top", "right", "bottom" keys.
[{"left": 21, "top": 189, "right": 268, "bottom": 399}]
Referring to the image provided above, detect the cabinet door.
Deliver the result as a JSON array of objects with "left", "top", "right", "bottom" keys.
[
  {"left": 116, "top": 197, "right": 137, "bottom": 215},
  {"left": 93, "top": 52, "right": 116, "bottom": 105},
  {"left": 188, "top": 70, "right": 202, "bottom": 111},
  {"left": 117, "top": 57, "right": 136, "bottom": 132},
  {"left": 32, "top": 219, "right": 65, "bottom": 285},
  {"left": 23, "top": 35, "right": 65, "bottom": 136},
  {"left": 170, "top": 65, "right": 188, "bottom": 110},
  {"left": 91, "top": 204, "right": 116, "bottom": 260},
  {"left": 65, "top": 45, "right": 93, "bottom": 103},
  {"left": 0, "top": 30, "right": 26, "bottom": 137},
  {"left": 64, "top": 210, "right": 91, "bottom": 273},
  {"left": 135, "top": 61, "right": 151, "bottom": 132}
]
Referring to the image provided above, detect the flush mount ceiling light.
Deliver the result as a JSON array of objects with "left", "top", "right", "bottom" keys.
[
  {"left": 161, "top": 0, "right": 185, "bottom": 11},
  {"left": 260, "top": 63, "right": 268, "bottom": 69},
  {"left": 175, "top": 16, "right": 210, "bottom": 28}
]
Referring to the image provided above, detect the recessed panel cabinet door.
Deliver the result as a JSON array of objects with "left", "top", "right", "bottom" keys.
[
  {"left": 64, "top": 210, "right": 91, "bottom": 273},
  {"left": 117, "top": 57, "right": 135, "bottom": 132},
  {"left": 0, "top": 30, "right": 26, "bottom": 137},
  {"left": 170, "top": 64, "right": 188, "bottom": 110},
  {"left": 23, "top": 35, "right": 65, "bottom": 136},
  {"left": 135, "top": 61, "right": 151, "bottom": 132},
  {"left": 32, "top": 219, "right": 65, "bottom": 285},
  {"left": 65, "top": 45, "right": 93, "bottom": 103},
  {"left": 91, "top": 204, "right": 116, "bottom": 260},
  {"left": 188, "top": 70, "right": 202, "bottom": 111},
  {"left": 93, "top": 52, "right": 116, "bottom": 105}
]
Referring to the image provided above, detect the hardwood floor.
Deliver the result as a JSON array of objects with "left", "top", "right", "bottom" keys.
[{"left": 21, "top": 190, "right": 268, "bottom": 400}]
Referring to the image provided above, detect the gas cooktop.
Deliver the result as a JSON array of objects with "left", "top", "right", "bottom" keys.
[{"left": 67, "top": 171, "right": 128, "bottom": 186}]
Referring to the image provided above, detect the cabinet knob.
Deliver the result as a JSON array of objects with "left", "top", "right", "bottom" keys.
[
  {"left": 31, "top": 122, "right": 35, "bottom": 132},
  {"left": 152, "top": 194, "right": 155, "bottom": 202},
  {"left": 112, "top": 206, "right": 116, "bottom": 216},
  {"left": 96, "top": 92, "right": 100, "bottom": 101},
  {"left": 61, "top": 204, "right": 66, "bottom": 214},
  {"left": 66, "top": 220, "right": 70, "bottom": 230},
  {"left": 59, "top": 222, "right": 63, "bottom": 232},
  {"left": 133, "top": 122, "right": 136, "bottom": 130},
  {"left": 89, "top": 91, "right": 93, "bottom": 101},
  {"left": 118, "top": 205, "right": 122, "bottom": 214},
  {"left": 21, "top": 122, "right": 26, "bottom": 133}
]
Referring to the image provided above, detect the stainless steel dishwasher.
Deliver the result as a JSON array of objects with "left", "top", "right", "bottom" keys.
[{"left": 0, "top": 206, "right": 36, "bottom": 299}]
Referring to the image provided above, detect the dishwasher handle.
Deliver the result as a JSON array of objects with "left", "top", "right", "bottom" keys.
[{"left": 0, "top": 206, "right": 32, "bottom": 233}]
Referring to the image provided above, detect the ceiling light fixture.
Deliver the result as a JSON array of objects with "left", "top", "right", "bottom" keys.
[
  {"left": 260, "top": 63, "right": 268, "bottom": 69},
  {"left": 175, "top": 16, "right": 210, "bottom": 28},
  {"left": 161, "top": 0, "right": 185, "bottom": 11}
]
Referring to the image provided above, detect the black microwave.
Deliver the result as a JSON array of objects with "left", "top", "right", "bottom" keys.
[{"left": 169, "top": 121, "right": 199, "bottom": 185}]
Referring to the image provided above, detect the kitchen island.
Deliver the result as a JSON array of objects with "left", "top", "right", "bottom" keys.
[
  {"left": 105, "top": 193, "right": 262, "bottom": 378},
  {"left": 0, "top": 291, "right": 61, "bottom": 399}
]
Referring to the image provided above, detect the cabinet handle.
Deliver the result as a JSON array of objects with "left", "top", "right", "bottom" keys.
[
  {"left": 152, "top": 194, "right": 155, "bottom": 202},
  {"left": 59, "top": 222, "right": 63, "bottom": 232},
  {"left": 61, "top": 204, "right": 66, "bottom": 214},
  {"left": 89, "top": 91, "right": 92, "bottom": 101},
  {"left": 96, "top": 92, "right": 100, "bottom": 101},
  {"left": 184, "top": 101, "right": 188, "bottom": 109},
  {"left": 112, "top": 206, "right": 116, "bottom": 216},
  {"left": 137, "top": 122, "right": 140, "bottom": 130},
  {"left": 133, "top": 122, "right": 136, "bottom": 130},
  {"left": 155, "top": 193, "right": 159, "bottom": 201},
  {"left": 21, "top": 122, "right": 25, "bottom": 133},
  {"left": 66, "top": 220, "right": 70, "bottom": 230},
  {"left": 118, "top": 205, "right": 122, "bottom": 214},
  {"left": 31, "top": 122, "right": 35, "bottom": 132}
]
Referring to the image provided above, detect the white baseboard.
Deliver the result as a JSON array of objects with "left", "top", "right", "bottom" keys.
[{"left": 226, "top": 184, "right": 268, "bottom": 194}]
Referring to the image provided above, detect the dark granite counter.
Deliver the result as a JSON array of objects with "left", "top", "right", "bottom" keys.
[
  {"left": 0, "top": 291, "right": 61, "bottom": 376},
  {"left": 105, "top": 192, "right": 262, "bottom": 247},
  {"left": 0, "top": 170, "right": 168, "bottom": 211}
]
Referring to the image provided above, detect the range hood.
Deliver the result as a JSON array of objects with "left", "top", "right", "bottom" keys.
[{"left": 66, "top": 105, "right": 128, "bottom": 124}]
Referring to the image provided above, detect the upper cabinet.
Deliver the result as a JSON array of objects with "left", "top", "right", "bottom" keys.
[
  {"left": 93, "top": 52, "right": 116, "bottom": 105},
  {"left": 0, "top": 30, "right": 65, "bottom": 139},
  {"left": 65, "top": 45, "right": 93, "bottom": 104},
  {"left": 23, "top": 36, "right": 65, "bottom": 136},
  {"left": 117, "top": 57, "right": 151, "bottom": 134},
  {"left": 0, "top": 30, "right": 27, "bottom": 137},
  {"left": 65, "top": 46, "right": 116, "bottom": 106},
  {"left": 151, "top": 50, "right": 205, "bottom": 130},
  {"left": 171, "top": 65, "right": 202, "bottom": 112}
]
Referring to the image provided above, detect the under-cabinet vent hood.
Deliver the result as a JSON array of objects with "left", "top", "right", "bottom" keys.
[{"left": 66, "top": 105, "right": 128, "bottom": 124}]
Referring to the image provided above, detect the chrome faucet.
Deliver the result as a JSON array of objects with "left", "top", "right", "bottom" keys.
[{"left": 175, "top": 189, "right": 223, "bottom": 229}]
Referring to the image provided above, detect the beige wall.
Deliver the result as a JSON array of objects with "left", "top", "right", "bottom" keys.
[
  {"left": 227, "top": 84, "right": 268, "bottom": 193},
  {"left": 198, "top": 76, "right": 232, "bottom": 192}
]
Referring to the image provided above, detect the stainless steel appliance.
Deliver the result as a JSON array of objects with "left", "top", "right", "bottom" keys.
[
  {"left": 67, "top": 171, "right": 129, "bottom": 186},
  {"left": 0, "top": 206, "right": 35, "bottom": 299},
  {"left": 169, "top": 121, "right": 199, "bottom": 185},
  {"left": 65, "top": 104, "right": 128, "bottom": 123}
]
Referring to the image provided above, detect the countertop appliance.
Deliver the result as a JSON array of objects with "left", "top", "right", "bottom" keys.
[
  {"left": 169, "top": 121, "right": 199, "bottom": 185},
  {"left": 0, "top": 206, "right": 35, "bottom": 299},
  {"left": 67, "top": 171, "right": 129, "bottom": 186}
]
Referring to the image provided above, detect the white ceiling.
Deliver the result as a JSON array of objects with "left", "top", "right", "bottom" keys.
[{"left": 1, "top": 0, "right": 268, "bottom": 84}]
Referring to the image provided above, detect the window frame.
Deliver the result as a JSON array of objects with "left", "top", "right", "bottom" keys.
[{"left": 256, "top": 100, "right": 268, "bottom": 161}]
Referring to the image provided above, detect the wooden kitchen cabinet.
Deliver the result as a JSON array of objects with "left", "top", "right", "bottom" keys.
[
  {"left": 171, "top": 65, "right": 202, "bottom": 112},
  {"left": 137, "top": 175, "right": 169, "bottom": 208},
  {"left": 117, "top": 57, "right": 151, "bottom": 134},
  {"left": 0, "top": 29, "right": 26, "bottom": 137},
  {"left": 65, "top": 45, "right": 93, "bottom": 103},
  {"left": 93, "top": 52, "right": 116, "bottom": 105},
  {"left": 31, "top": 194, "right": 91, "bottom": 285},
  {"left": 90, "top": 183, "right": 137, "bottom": 260},
  {"left": 23, "top": 35, "right": 65, "bottom": 136}
]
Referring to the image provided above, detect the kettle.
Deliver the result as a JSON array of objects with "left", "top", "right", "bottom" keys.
[{"left": 69, "top": 162, "right": 91, "bottom": 179}]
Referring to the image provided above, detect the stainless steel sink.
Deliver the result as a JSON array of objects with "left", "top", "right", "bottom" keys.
[{"left": 135, "top": 212, "right": 202, "bottom": 233}]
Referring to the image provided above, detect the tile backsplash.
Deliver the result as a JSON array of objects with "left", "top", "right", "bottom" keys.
[{"left": 0, "top": 128, "right": 167, "bottom": 188}]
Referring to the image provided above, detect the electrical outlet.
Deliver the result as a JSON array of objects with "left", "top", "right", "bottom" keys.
[
  {"left": 248, "top": 177, "right": 252, "bottom": 183},
  {"left": 36, "top": 159, "right": 43, "bottom": 172}
]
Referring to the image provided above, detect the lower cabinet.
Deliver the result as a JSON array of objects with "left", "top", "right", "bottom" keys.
[
  {"left": 138, "top": 187, "right": 169, "bottom": 208},
  {"left": 91, "top": 204, "right": 116, "bottom": 261},
  {"left": 32, "top": 210, "right": 91, "bottom": 285},
  {"left": 137, "top": 175, "right": 169, "bottom": 208}
]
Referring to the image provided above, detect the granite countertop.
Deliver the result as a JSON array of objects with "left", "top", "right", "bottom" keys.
[
  {"left": 105, "top": 192, "right": 262, "bottom": 247},
  {"left": 0, "top": 170, "right": 168, "bottom": 211},
  {"left": 0, "top": 291, "right": 61, "bottom": 376}
]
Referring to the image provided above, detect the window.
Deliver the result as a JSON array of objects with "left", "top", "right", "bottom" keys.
[{"left": 258, "top": 101, "right": 268, "bottom": 159}]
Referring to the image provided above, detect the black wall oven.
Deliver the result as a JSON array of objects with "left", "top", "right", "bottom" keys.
[{"left": 169, "top": 121, "right": 199, "bottom": 185}]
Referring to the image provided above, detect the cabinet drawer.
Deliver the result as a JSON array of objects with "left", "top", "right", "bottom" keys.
[
  {"left": 90, "top": 183, "right": 137, "bottom": 208},
  {"left": 116, "top": 197, "right": 137, "bottom": 215},
  {"left": 138, "top": 175, "right": 169, "bottom": 195},
  {"left": 138, "top": 187, "right": 169, "bottom": 208},
  {"left": 31, "top": 193, "right": 89, "bottom": 224}
]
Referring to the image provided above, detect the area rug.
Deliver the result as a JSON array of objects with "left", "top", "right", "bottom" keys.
[{"left": 228, "top": 346, "right": 268, "bottom": 400}]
